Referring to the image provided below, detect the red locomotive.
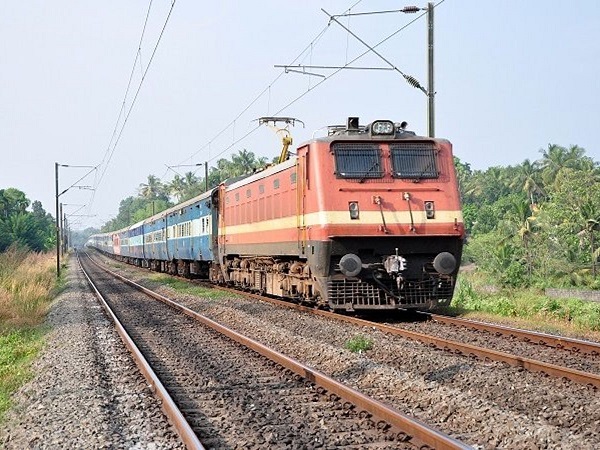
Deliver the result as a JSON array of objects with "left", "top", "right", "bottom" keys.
[{"left": 211, "top": 117, "right": 464, "bottom": 311}]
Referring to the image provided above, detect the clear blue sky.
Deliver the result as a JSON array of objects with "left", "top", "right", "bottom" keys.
[{"left": 1, "top": 1, "right": 598, "bottom": 229}]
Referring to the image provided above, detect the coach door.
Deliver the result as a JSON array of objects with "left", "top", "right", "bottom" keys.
[{"left": 296, "top": 149, "right": 308, "bottom": 255}]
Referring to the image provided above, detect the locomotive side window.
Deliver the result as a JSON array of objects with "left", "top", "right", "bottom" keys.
[
  {"left": 390, "top": 143, "right": 438, "bottom": 179},
  {"left": 332, "top": 143, "right": 383, "bottom": 179}
]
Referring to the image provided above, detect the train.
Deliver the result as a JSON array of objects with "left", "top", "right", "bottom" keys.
[{"left": 87, "top": 117, "right": 465, "bottom": 311}]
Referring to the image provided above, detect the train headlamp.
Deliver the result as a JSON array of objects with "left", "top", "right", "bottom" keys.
[
  {"left": 424, "top": 201, "right": 435, "bottom": 219},
  {"left": 433, "top": 252, "right": 457, "bottom": 275},
  {"left": 349, "top": 201, "right": 360, "bottom": 219},
  {"left": 371, "top": 120, "right": 395, "bottom": 136}
]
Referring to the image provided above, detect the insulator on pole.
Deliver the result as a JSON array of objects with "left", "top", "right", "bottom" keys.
[
  {"left": 403, "top": 74, "right": 422, "bottom": 89},
  {"left": 401, "top": 6, "right": 420, "bottom": 13}
]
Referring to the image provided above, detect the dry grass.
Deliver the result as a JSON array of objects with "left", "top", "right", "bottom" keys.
[
  {"left": 0, "top": 247, "right": 59, "bottom": 422},
  {"left": 0, "top": 247, "right": 58, "bottom": 330}
]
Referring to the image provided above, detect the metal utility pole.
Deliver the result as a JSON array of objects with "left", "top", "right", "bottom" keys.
[
  {"left": 282, "top": 5, "right": 437, "bottom": 137},
  {"left": 205, "top": 162, "right": 209, "bottom": 192},
  {"left": 54, "top": 163, "right": 96, "bottom": 278},
  {"left": 427, "top": 2, "right": 435, "bottom": 137},
  {"left": 55, "top": 162, "right": 60, "bottom": 277},
  {"left": 60, "top": 203, "right": 64, "bottom": 257}
]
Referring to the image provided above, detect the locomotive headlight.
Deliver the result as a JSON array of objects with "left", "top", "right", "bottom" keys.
[
  {"left": 424, "top": 201, "right": 435, "bottom": 219},
  {"left": 371, "top": 120, "right": 395, "bottom": 136},
  {"left": 349, "top": 201, "right": 360, "bottom": 219},
  {"left": 433, "top": 252, "right": 457, "bottom": 275}
]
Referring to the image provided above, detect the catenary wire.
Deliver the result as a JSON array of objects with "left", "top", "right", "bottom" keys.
[
  {"left": 89, "top": 0, "right": 177, "bottom": 213},
  {"left": 174, "top": 0, "right": 364, "bottom": 169}
]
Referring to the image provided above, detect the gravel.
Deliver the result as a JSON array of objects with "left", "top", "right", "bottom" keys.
[{"left": 0, "top": 259, "right": 184, "bottom": 449}]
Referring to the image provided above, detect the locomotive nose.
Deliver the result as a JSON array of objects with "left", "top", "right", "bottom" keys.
[
  {"left": 433, "top": 252, "right": 457, "bottom": 274},
  {"left": 339, "top": 253, "right": 362, "bottom": 277}
]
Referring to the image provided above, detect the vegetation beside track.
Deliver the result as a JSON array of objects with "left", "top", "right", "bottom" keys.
[
  {"left": 344, "top": 335, "right": 373, "bottom": 353},
  {"left": 148, "top": 273, "right": 234, "bottom": 300},
  {"left": 448, "top": 272, "right": 600, "bottom": 339},
  {"left": 0, "top": 247, "right": 61, "bottom": 422}
]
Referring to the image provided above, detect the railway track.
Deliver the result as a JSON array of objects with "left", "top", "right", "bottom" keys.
[
  {"left": 420, "top": 312, "right": 600, "bottom": 355},
  {"left": 198, "top": 278, "right": 600, "bottom": 389},
  {"left": 79, "top": 252, "right": 469, "bottom": 450},
  {"left": 89, "top": 250, "right": 600, "bottom": 389}
]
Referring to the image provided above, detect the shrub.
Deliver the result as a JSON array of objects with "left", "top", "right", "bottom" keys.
[{"left": 344, "top": 335, "right": 373, "bottom": 353}]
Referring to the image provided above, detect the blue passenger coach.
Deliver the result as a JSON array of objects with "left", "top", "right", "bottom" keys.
[
  {"left": 161, "top": 190, "right": 214, "bottom": 276},
  {"left": 87, "top": 188, "right": 216, "bottom": 278}
]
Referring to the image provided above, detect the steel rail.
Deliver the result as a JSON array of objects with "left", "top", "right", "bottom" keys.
[
  {"left": 84, "top": 252, "right": 470, "bottom": 450},
  {"left": 185, "top": 283, "right": 600, "bottom": 389},
  {"left": 420, "top": 312, "right": 600, "bottom": 356},
  {"left": 77, "top": 254, "right": 205, "bottom": 450}
]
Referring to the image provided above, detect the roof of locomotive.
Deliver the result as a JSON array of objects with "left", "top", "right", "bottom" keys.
[{"left": 304, "top": 121, "right": 450, "bottom": 146}]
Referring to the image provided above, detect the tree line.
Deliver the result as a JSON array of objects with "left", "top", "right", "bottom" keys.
[{"left": 458, "top": 144, "right": 600, "bottom": 288}]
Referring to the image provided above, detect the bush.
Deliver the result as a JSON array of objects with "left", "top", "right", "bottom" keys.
[{"left": 344, "top": 335, "right": 373, "bottom": 353}]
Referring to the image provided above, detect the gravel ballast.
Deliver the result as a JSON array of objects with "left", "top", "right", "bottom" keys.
[{"left": 0, "top": 259, "right": 184, "bottom": 449}]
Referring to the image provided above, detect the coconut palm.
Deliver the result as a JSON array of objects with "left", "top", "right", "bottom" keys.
[
  {"left": 510, "top": 159, "right": 544, "bottom": 205},
  {"left": 139, "top": 175, "right": 165, "bottom": 200}
]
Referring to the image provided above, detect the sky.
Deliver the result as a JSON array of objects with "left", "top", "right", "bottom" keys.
[{"left": 1, "top": 1, "right": 599, "bottom": 230}]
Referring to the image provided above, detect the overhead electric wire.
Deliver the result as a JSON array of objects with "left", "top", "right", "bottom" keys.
[
  {"left": 176, "top": 0, "right": 441, "bottom": 167},
  {"left": 173, "top": 0, "right": 364, "bottom": 168},
  {"left": 89, "top": 0, "right": 177, "bottom": 212},
  {"left": 246, "top": 3, "right": 436, "bottom": 142},
  {"left": 88, "top": 0, "right": 444, "bottom": 228}
]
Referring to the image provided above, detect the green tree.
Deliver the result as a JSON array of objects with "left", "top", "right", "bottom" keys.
[{"left": 138, "top": 175, "right": 168, "bottom": 201}]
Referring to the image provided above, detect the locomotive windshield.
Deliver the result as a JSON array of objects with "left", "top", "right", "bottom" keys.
[
  {"left": 390, "top": 142, "right": 438, "bottom": 179},
  {"left": 333, "top": 143, "right": 383, "bottom": 179},
  {"left": 332, "top": 141, "right": 439, "bottom": 180}
]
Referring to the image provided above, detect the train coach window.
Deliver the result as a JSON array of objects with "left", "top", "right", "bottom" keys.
[
  {"left": 274, "top": 179, "right": 280, "bottom": 189},
  {"left": 290, "top": 172, "right": 297, "bottom": 184},
  {"left": 259, "top": 184, "right": 265, "bottom": 194},
  {"left": 332, "top": 143, "right": 383, "bottom": 179},
  {"left": 390, "top": 143, "right": 438, "bottom": 179},
  {"left": 246, "top": 188, "right": 251, "bottom": 198},
  {"left": 235, "top": 192, "right": 240, "bottom": 202}
]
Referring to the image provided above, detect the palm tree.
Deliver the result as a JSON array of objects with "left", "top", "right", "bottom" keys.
[
  {"left": 169, "top": 175, "right": 185, "bottom": 202},
  {"left": 139, "top": 175, "right": 164, "bottom": 200},
  {"left": 577, "top": 201, "right": 600, "bottom": 277},
  {"left": 231, "top": 149, "right": 257, "bottom": 176},
  {"left": 510, "top": 159, "right": 544, "bottom": 205},
  {"left": 180, "top": 172, "right": 202, "bottom": 201}
]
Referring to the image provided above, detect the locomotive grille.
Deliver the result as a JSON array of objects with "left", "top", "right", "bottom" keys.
[
  {"left": 327, "top": 275, "right": 454, "bottom": 308},
  {"left": 390, "top": 142, "right": 438, "bottom": 179}
]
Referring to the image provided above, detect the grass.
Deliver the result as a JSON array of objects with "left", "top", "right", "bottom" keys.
[
  {"left": 344, "top": 335, "right": 373, "bottom": 353},
  {"left": 0, "top": 328, "right": 45, "bottom": 421},
  {"left": 148, "top": 273, "right": 234, "bottom": 300},
  {"left": 0, "top": 247, "right": 59, "bottom": 423},
  {"left": 448, "top": 273, "right": 600, "bottom": 340}
]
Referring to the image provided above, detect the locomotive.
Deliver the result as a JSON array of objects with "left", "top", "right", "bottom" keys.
[{"left": 88, "top": 117, "right": 465, "bottom": 311}]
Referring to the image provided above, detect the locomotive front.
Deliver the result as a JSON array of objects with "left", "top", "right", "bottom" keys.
[{"left": 299, "top": 118, "right": 464, "bottom": 311}]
